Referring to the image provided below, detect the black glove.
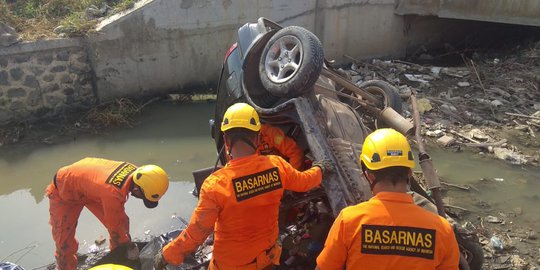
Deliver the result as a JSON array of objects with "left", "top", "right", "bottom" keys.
[
  {"left": 126, "top": 242, "right": 139, "bottom": 260},
  {"left": 313, "top": 159, "right": 334, "bottom": 175},
  {"left": 154, "top": 251, "right": 168, "bottom": 270}
]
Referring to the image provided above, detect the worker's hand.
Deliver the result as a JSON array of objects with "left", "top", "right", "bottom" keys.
[
  {"left": 154, "top": 251, "right": 168, "bottom": 270},
  {"left": 313, "top": 159, "right": 334, "bottom": 175},
  {"left": 126, "top": 242, "right": 140, "bottom": 260}
]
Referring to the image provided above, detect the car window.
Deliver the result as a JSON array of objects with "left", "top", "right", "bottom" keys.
[{"left": 226, "top": 48, "right": 242, "bottom": 99}]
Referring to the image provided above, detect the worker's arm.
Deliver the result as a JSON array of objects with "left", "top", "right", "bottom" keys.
[
  {"left": 277, "top": 156, "right": 322, "bottom": 192},
  {"left": 316, "top": 212, "right": 348, "bottom": 270},
  {"left": 436, "top": 223, "right": 461, "bottom": 270},
  {"left": 162, "top": 178, "right": 220, "bottom": 265},
  {"left": 261, "top": 125, "right": 304, "bottom": 170},
  {"left": 101, "top": 194, "right": 131, "bottom": 249}
]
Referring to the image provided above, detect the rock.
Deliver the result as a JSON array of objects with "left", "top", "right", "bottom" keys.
[
  {"left": 509, "top": 254, "right": 528, "bottom": 269},
  {"left": 0, "top": 71, "right": 8, "bottom": 85},
  {"left": 23, "top": 76, "right": 39, "bottom": 88},
  {"left": 426, "top": 130, "right": 444, "bottom": 137},
  {"left": 398, "top": 85, "right": 412, "bottom": 96},
  {"left": 7, "top": 88, "right": 26, "bottom": 98},
  {"left": 491, "top": 100, "right": 504, "bottom": 107},
  {"left": 430, "top": 67, "right": 442, "bottom": 76},
  {"left": 469, "top": 129, "right": 489, "bottom": 141},
  {"left": 440, "top": 104, "right": 457, "bottom": 112},
  {"left": 513, "top": 207, "right": 523, "bottom": 215},
  {"left": 417, "top": 98, "right": 433, "bottom": 114},
  {"left": 514, "top": 125, "right": 529, "bottom": 131},
  {"left": 9, "top": 68, "right": 24, "bottom": 81},
  {"left": 53, "top": 25, "right": 76, "bottom": 35},
  {"left": 351, "top": 75, "right": 362, "bottom": 84},
  {"left": 26, "top": 89, "right": 42, "bottom": 106},
  {"left": 457, "top": 82, "right": 470, "bottom": 87},
  {"left": 486, "top": 215, "right": 502, "bottom": 223},
  {"left": 50, "top": 66, "right": 67, "bottom": 73},
  {"left": 527, "top": 231, "right": 537, "bottom": 240},
  {"left": 0, "top": 22, "right": 21, "bottom": 47},
  {"left": 534, "top": 103, "right": 540, "bottom": 110},
  {"left": 37, "top": 55, "right": 53, "bottom": 65},
  {"left": 493, "top": 147, "right": 527, "bottom": 165},
  {"left": 437, "top": 135, "right": 456, "bottom": 147}
]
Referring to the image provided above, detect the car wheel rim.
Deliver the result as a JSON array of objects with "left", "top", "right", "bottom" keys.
[{"left": 264, "top": 35, "right": 303, "bottom": 83}]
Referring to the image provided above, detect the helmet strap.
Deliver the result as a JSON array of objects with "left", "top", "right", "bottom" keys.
[{"left": 361, "top": 162, "right": 377, "bottom": 191}]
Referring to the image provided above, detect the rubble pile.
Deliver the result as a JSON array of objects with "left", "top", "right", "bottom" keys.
[{"left": 342, "top": 42, "right": 540, "bottom": 166}]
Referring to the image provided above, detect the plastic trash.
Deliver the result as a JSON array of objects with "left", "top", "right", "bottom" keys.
[
  {"left": 0, "top": 262, "right": 25, "bottom": 270},
  {"left": 489, "top": 235, "right": 504, "bottom": 251}
]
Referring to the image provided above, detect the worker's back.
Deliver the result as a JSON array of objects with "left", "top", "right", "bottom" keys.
[
  {"left": 318, "top": 192, "right": 460, "bottom": 270},
  {"left": 203, "top": 154, "right": 321, "bottom": 266},
  {"left": 49, "top": 157, "right": 134, "bottom": 202}
]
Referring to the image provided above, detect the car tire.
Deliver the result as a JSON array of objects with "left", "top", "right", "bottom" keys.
[
  {"left": 357, "top": 80, "right": 403, "bottom": 114},
  {"left": 457, "top": 234, "right": 484, "bottom": 270},
  {"left": 259, "top": 26, "right": 324, "bottom": 98}
]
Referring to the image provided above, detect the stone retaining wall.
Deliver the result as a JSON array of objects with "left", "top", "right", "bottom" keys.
[{"left": 0, "top": 39, "right": 95, "bottom": 125}]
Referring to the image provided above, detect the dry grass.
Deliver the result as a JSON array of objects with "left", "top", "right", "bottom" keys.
[{"left": 0, "top": 0, "right": 137, "bottom": 39}]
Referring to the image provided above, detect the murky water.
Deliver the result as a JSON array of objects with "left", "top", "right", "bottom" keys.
[
  {"left": 0, "top": 103, "right": 216, "bottom": 268},
  {"left": 0, "top": 102, "right": 539, "bottom": 268},
  {"left": 427, "top": 147, "right": 540, "bottom": 232}
]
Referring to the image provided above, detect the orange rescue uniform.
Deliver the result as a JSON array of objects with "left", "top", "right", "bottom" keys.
[
  {"left": 46, "top": 158, "right": 136, "bottom": 270},
  {"left": 162, "top": 154, "right": 322, "bottom": 268},
  {"left": 317, "top": 192, "right": 460, "bottom": 270},
  {"left": 257, "top": 124, "right": 304, "bottom": 170}
]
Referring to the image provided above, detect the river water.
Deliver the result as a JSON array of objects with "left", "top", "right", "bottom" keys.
[{"left": 0, "top": 102, "right": 538, "bottom": 268}]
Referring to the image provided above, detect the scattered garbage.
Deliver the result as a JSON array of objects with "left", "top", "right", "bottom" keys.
[
  {"left": 485, "top": 215, "right": 503, "bottom": 223},
  {"left": 490, "top": 235, "right": 504, "bottom": 251}
]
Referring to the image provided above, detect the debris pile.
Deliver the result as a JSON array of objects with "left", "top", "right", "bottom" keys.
[{"left": 342, "top": 41, "right": 540, "bottom": 166}]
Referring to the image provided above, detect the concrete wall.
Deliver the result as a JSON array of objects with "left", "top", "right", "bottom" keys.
[
  {"left": 89, "top": 0, "right": 487, "bottom": 101},
  {"left": 0, "top": 39, "right": 95, "bottom": 124},
  {"left": 396, "top": 0, "right": 540, "bottom": 26},
  {"left": 89, "top": 0, "right": 320, "bottom": 101},
  {"left": 2, "top": 0, "right": 531, "bottom": 124}
]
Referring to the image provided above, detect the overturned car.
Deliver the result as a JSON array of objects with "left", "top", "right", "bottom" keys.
[
  {"left": 52, "top": 17, "right": 483, "bottom": 270},
  {"left": 191, "top": 17, "right": 483, "bottom": 270}
]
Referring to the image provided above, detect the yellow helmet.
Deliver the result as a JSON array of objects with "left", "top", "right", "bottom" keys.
[
  {"left": 360, "top": 128, "right": 415, "bottom": 170},
  {"left": 89, "top": 264, "right": 133, "bottom": 270},
  {"left": 132, "top": 165, "right": 169, "bottom": 208},
  {"left": 221, "top": 103, "right": 261, "bottom": 132}
]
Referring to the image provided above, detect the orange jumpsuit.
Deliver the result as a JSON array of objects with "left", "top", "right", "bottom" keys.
[
  {"left": 258, "top": 124, "right": 304, "bottom": 170},
  {"left": 162, "top": 154, "right": 322, "bottom": 269},
  {"left": 316, "top": 192, "right": 460, "bottom": 270},
  {"left": 46, "top": 158, "right": 136, "bottom": 270}
]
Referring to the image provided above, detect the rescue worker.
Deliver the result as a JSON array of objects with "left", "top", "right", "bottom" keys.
[
  {"left": 154, "top": 103, "right": 334, "bottom": 270},
  {"left": 316, "top": 128, "right": 460, "bottom": 270},
  {"left": 46, "top": 158, "right": 169, "bottom": 270},
  {"left": 258, "top": 123, "right": 304, "bottom": 170}
]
